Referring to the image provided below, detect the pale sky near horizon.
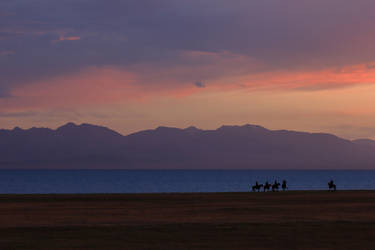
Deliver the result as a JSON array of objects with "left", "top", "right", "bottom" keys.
[{"left": 1, "top": 1, "right": 375, "bottom": 139}]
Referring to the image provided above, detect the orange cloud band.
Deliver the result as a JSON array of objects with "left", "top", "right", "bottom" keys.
[{"left": 2, "top": 51, "right": 375, "bottom": 112}]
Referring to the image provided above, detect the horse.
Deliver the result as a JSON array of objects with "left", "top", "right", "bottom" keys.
[
  {"left": 252, "top": 182, "right": 263, "bottom": 192},
  {"left": 263, "top": 182, "right": 271, "bottom": 192},
  {"left": 282, "top": 180, "right": 287, "bottom": 191},
  {"left": 328, "top": 180, "right": 336, "bottom": 191},
  {"left": 272, "top": 181, "right": 280, "bottom": 192}
]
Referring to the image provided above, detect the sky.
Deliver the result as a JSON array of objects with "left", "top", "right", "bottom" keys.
[{"left": 1, "top": 0, "right": 375, "bottom": 139}]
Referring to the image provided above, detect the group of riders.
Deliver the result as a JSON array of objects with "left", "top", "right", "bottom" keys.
[
  {"left": 251, "top": 179, "right": 337, "bottom": 192},
  {"left": 251, "top": 180, "right": 287, "bottom": 192}
]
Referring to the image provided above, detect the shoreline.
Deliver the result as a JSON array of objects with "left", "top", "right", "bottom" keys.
[{"left": 0, "top": 189, "right": 374, "bottom": 195}]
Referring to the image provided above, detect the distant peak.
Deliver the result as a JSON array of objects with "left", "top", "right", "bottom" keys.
[
  {"left": 154, "top": 126, "right": 183, "bottom": 133},
  {"left": 218, "top": 124, "right": 267, "bottom": 130},
  {"left": 217, "top": 125, "right": 236, "bottom": 130},
  {"left": 55, "top": 122, "right": 123, "bottom": 137},
  {"left": 12, "top": 126, "right": 23, "bottom": 132},
  {"left": 243, "top": 124, "right": 267, "bottom": 129},
  {"left": 58, "top": 122, "right": 78, "bottom": 130},
  {"left": 184, "top": 126, "right": 200, "bottom": 131},
  {"left": 184, "top": 126, "right": 202, "bottom": 134},
  {"left": 155, "top": 126, "right": 169, "bottom": 130}
]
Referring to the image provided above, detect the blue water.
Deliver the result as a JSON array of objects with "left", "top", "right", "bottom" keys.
[{"left": 0, "top": 170, "right": 374, "bottom": 194}]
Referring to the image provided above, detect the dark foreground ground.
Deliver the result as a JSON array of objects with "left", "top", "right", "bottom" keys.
[{"left": 1, "top": 191, "right": 375, "bottom": 249}]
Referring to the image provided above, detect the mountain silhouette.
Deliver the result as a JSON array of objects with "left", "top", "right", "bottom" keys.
[
  {"left": 0, "top": 123, "right": 374, "bottom": 169},
  {"left": 353, "top": 138, "right": 375, "bottom": 148}
]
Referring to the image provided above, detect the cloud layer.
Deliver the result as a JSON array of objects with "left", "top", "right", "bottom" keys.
[
  {"left": 1, "top": 1, "right": 375, "bottom": 138},
  {"left": 2, "top": 1, "right": 375, "bottom": 94}
]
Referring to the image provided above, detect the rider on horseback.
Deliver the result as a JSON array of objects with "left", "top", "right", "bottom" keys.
[
  {"left": 328, "top": 179, "right": 336, "bottom": 191},
  {"left": 263, "top": 181, "right": 271, "bottom": 192},
  {"left": 252, "top": 181, "right": 263, "bottom": 192},
  {"left": 272, "top": 180, "right": 280, "bottom": 192}
]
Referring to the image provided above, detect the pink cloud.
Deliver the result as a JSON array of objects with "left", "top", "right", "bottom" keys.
[
  {"left": 0, "top": 66, "right": 203, "bottom": 112},
  {"left": 52, "top": 35, "right": 81, "bottom": 43},
  {"left": 61, "top": 36, "right": 80, "bottom": 41},
  {"left": 201, "top": 61, "right": 375, "bottom": 92},
  {"left": 2, "top": 51, "right": 375, "bottom": 113}
]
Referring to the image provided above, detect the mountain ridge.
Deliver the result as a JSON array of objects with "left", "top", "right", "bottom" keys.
[{"left": 0, "top": 122, "right": 374, "bottom": 169}]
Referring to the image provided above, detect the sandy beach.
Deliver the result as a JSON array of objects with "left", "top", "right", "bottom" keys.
[{"left": 1, "top": 191, "right": 375, "bottom": 249}]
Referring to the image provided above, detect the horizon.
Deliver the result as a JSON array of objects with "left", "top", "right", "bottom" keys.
[
  {"left": 1, "top": 121, "right": 374, "bottom": 141},
  {"left": 1, "top": 1, "right": 375, "bottom": 140}
]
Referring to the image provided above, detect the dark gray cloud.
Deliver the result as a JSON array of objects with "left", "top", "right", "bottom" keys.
[
  {"left": 2, "top": 0, "right": 375, "bottom": 94},
  {"left": 194, "top": 81, "right": 205, "bottom": 88}
]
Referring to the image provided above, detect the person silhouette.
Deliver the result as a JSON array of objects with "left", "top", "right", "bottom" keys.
[
  {"left": 282, "top": 180, "right": 287, "bottom": 191},
  {"left": 263, "top": 181, "right": 271, "bottom": 192}
]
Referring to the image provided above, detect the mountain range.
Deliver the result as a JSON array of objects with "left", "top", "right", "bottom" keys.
[{"left": 0, "top": 122, "right": 374, "bottom": 169}]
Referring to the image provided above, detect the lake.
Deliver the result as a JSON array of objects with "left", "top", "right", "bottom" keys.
[{"left": 0, "top": 170, "right": 374, "bottom": 194}]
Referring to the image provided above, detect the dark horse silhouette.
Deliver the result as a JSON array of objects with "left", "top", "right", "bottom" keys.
[
  {"left": 272, "top": 181, "right": 280, "bottom": 192},
  {"left": 282, "top": 180, "right": 287, "bottom": 191},
  {"left": 252, "top": 181, "right": 263, "bottom": 192},
  {"left": 328, "top": 180, "right": 336, "bottom": 191},
  {"left": 263, "top": 182, "right": 271, "bottom": 192}
]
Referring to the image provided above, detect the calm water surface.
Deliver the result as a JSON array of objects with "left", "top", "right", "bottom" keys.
[{"left": 0, "top": 170, "right": 374, "bottom": 194}]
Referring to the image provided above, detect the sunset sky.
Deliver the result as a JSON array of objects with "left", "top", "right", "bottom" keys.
[{"left": 1, "top": 0, "right": 375, "bottom": 139}]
